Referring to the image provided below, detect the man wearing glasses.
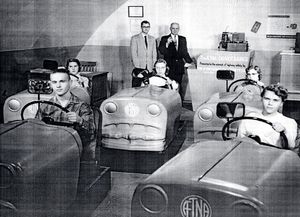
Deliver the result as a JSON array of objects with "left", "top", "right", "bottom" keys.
[{"left": 130, "top": 20, "right": 157, "bottom": 87}]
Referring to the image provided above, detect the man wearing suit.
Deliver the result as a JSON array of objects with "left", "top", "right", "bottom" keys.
[
  {"left": 130, "top": 20, "right": 157, "bottom": 87},
  {"left": 158, "top": 22, "right": 193, "bottom": 97}
]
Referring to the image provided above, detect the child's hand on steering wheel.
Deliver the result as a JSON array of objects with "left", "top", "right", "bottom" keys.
[
  {"left": 67, "top": 112, "right": 83, "bottom": 124},
  {"left": 272, "top": 122, "right": 285, "bottom": 133}
]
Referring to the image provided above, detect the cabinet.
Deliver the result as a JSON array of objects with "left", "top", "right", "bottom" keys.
[
  {"left": 280, "top": 50, "right": 300, "bottom": 124},
  {"left": 280, "top": 50, "right": 300, "bottom": 94}
]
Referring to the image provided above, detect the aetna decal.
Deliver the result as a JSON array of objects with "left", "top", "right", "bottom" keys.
[{"left": 180, "top": 195, "right": 212, "bottom": 217}]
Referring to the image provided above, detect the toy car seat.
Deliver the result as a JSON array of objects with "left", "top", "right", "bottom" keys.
[{"left": 81, "top": 106, "right": 101, "bottom": 161}]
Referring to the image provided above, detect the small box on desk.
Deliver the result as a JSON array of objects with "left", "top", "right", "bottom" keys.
[
  {"left": 232, "top": 32, "right": 245, "bottom": 43},
  {"left": 227, "top": 42, "right": 248, "bottom": 52}
]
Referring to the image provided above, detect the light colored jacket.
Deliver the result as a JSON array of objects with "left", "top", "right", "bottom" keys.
[{"left": 130, "top": 33, "right": 157, "bottom": 70}]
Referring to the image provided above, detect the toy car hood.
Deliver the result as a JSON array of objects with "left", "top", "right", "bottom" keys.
[
  {"left": 0, "top": 119, "right": 82, "bottom": 216},
  {"left": 146, "top": 138, "right": 299, "bottom": 187},
  {"left": 132, "top": 138, "right": 300, "bottom": 216},
  {"left": 109, "top": 85, "right": 178, "bottom": 100},
  {"left": 206, "top": 91, "right": 261, "bottom": 107}
]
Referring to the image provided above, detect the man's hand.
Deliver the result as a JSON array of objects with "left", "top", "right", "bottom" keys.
[
  {"left": 272, "top": 122, "right": 285, "bottom": 133},
  {"left": 137, "top": 73, "right": 144, "bottom": 78},
  {"left": 67, "top": 112, "right": 82, "bottom": 124},
  {"left": 166, "top": 37, "right": 173, "bottom": 48}
]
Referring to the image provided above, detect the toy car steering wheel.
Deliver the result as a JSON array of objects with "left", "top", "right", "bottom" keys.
[
  {"left": 21, "top": 100, "right": 74, "bottom": 127},
  {"left": 222, "top": 116, "right": 289, "bottom": 149},
  {"left": 228, "top": 79, "right": 259, "bottom": 92}
]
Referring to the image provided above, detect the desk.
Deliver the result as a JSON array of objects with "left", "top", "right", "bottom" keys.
[{"left": 188, "top": 50, "right": 255, "bottom": 110}]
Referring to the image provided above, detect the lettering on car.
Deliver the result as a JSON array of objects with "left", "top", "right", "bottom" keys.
[{"left": 180, "top": 195, "right": 212, "bottom": 217}]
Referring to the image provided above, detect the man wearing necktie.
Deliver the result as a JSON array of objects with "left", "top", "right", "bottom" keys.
[
  {"left": 173, "top": 35, "right": 178, "bottom": 50},
  {"left": 159, "top": 22, "right": 193, "bottom": 99},
  {"left": 144, "top": 35, "right": 148, "bottom": 48},
  {"left": 130, "top": 20, "right": 157, "bottom": 87}
]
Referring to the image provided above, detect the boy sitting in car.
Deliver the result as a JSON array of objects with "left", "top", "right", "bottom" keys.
[
  {"left": 37, "top": 68, "right": 95, "bottom": 160},
  {"left": 238, "top": 84, "right": 297, "bottom": 149}
]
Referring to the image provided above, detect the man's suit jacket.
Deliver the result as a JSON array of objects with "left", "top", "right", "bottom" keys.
[
  {"left": 130, "top": 33, "right": 157, "bottom": 70},
  {"left": 158, "top": 34, "right": 192, "bottom": 83}
]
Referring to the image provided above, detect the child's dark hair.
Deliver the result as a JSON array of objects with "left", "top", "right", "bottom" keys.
[
  {"left": 261, "top": 84, "right": 288, "bottom": 102},
  {"left": 141, "top": 20, "right": 150, "bottom": 27},
  {"left": 245, "top": 65, "right": 262, "bottom": 80},
  {"left": 66, "top": 58, "right": 81, "bottom": 72}
]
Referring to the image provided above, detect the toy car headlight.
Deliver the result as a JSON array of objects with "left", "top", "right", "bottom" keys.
[
  {"left": 147, "top": 104, "right": 161, "bottom": 116},
  {"left": 139, "top": 185, "right": 168, "bottom": 214},
  {"left": 198, "top": 108, "right": 213, "bottom": 121},
  {"left": 8, "top": 99, "right": 21, "bottom": 112},
  {"left": 231, "top": 200, "right": 261, "bottom": 217},
  {"left": 104, "top": 102, "right": 117, "bottom": 114}
]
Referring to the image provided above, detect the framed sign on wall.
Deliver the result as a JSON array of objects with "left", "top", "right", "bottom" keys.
[{"left": 128, "top": 6, "right": 144, "bottom": 18}]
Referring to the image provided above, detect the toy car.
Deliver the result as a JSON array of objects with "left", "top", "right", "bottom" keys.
[
  {"left": 131, "top": 103, "right": 300, "bottom": 217},
  {"left": 194, "top": 70, "right": 263, "bottom": 141},
  {"left": 3, "top": 66, "right": 107, "bottom": 123},
  {"left": 100, "top": 85, "right": 182, "bottom": 152},
  {"left": 0, "top": 101, "right": 110, "bottom": 217}
]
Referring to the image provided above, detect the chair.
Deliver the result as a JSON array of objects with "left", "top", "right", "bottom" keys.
[
  {"left": 93, "top": 106, "right": 102, "bottom": 144},
  {"left": 82, "top": 106, "right": 101, "bottom": 161},
  {"left": 43, "top": 59, "right": 58, "bottom": 70},
  {"left": 80, "top": 61, "right": 97, "bottom": 72},
  {"left": 294, "top": 125, "right": 300, "bottom": 156},
  {"left": 79, "top": 61, "right": 111, "bottom": 106}
]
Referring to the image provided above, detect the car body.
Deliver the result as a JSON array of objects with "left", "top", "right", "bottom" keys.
[
  {"left": 194, "top": 90, "right": 262, "bottom": 141},
  {"left": 4, "top": 87, "right": 90, "bottom": 123},
  {"left": 131, "top": 137, "right": 300, "bottom": 217},
  {"left": 193, "top": 70, "right": 265, "bottom": 142},
  {"left": 100, "top": 85, "right": 182, "bottom": 152},
  {"left": 3, "top": 90, "right": 54, "bottom": 123},
  {"left": 0, "top": 119, "right": 110, "bottom": 217}
]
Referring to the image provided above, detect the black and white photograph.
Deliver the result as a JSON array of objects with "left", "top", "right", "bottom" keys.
[{"left": 1, "top": 0, "right": 300, "bottom": 217}]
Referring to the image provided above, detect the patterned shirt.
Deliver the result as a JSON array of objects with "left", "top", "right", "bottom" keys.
[{"left": 38, "top": 93, "right": 95, "bottom": 146}]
